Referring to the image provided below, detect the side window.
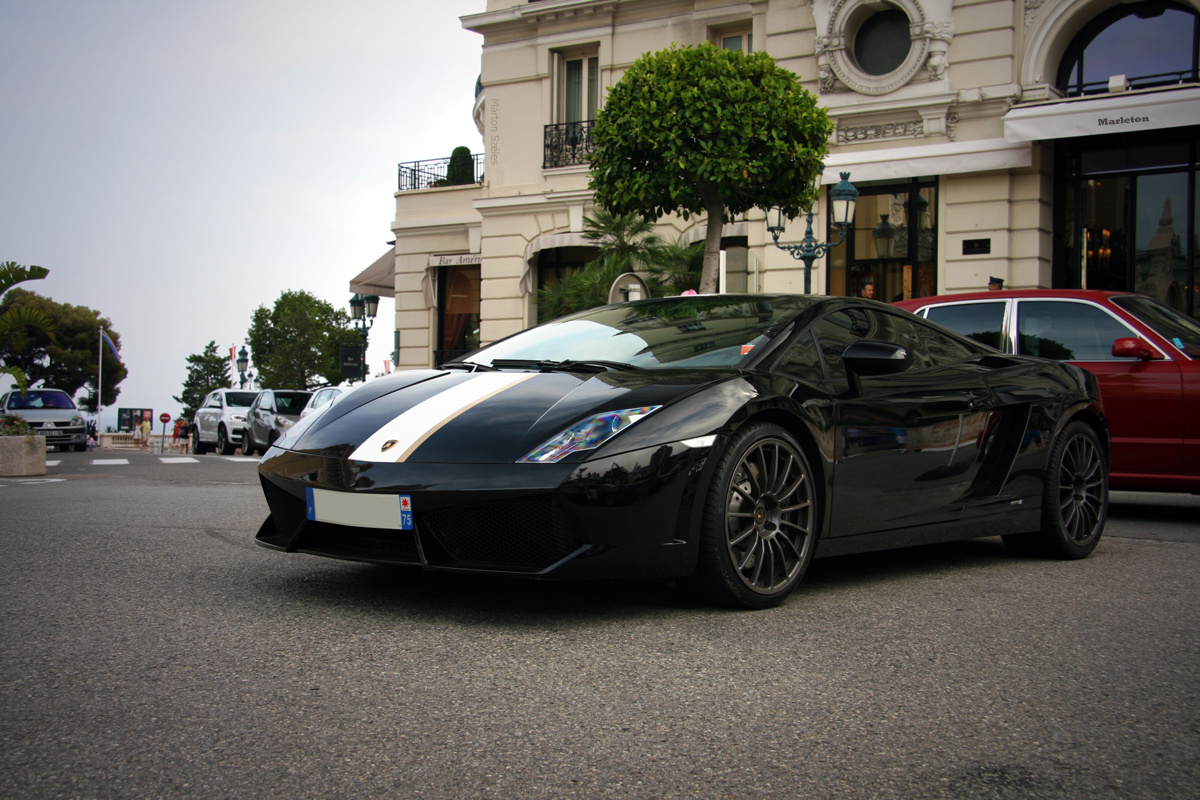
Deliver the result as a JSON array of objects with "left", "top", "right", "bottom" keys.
[
  {"left": 0, "top": 393, "right": 7, "bottom": 409},
  {"left": 1016, "top": 301, "right": 1135, "bottom": 361},
  {"left": 924, "top": 302, "right": 1008, "bottom": 351},
  {"left": 901, "top": 315, "right": 978, "bottom": 366},
  {"left": 775, "top": 330, "right": 823, "bottom": 381},
  {"left": 809, "top": 311, "right": 868, "bottom": 395},
  {"left": 204, "top": 394, "right": 220, "bottom": 409}
]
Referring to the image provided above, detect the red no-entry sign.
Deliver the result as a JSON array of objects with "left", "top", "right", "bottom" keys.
[{"left": 159, "top": 413, "right": 171, "bottom": 424}]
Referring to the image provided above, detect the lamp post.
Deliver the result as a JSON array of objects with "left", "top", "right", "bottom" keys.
[
  {"left": 236, "top": 346, "right": 254, "bottom": 390},
  {"left": 767, "top": 171, "right": 859, "bottom": 294},
  {"left": 349, "top": 293, "right": 379, "bottom": 382}
]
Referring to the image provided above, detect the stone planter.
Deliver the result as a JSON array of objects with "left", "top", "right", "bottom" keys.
[{"left": 0, "top": 435, "right": 46, "bottom": 477}]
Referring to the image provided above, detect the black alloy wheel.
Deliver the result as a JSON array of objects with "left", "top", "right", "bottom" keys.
[
  {"left": 1004, "top": 420, "right": 1107, "bottom": 558},
  {"left": 695, "top": 423, "right": 818, "bottom": 609}
]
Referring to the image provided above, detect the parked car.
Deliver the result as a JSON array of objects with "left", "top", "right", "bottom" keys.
[
  {"left": 0, "top": 388, "right": 87, "bottom": 451},
  {"left": 255, "top": 294, "right": 1110, "bottom": 609},
  {"left": 895, "top": 289, "right": 1199, "bottom": 492},
  {"left": 192, "top": 388, "right": 259, "bottom": 455},
  {"left": 243, "top": 389, "right": 312, "bottom": 456},
  {"left": 299, "top": 386, "right": 345, "bottom": 419}
]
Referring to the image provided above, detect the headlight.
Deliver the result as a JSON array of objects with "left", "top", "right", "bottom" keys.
[
  {"left": 71, "top": 415, "right": 86, "bottom": 427},
  {"left": 231, "top": 414, "right": 247, "bottom": 423},
  {"left": 518, "top": 406, "right": 661, "bottom": 464}
]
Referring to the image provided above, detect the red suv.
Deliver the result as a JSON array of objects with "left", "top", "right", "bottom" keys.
[{"left": 895, "top": 290, "right": 1200, "bottom": 493}]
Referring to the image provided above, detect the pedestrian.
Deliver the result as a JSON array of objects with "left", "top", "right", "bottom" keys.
[
  {"left": 861, "top": 283, "right": 876, "bottom": 300},
  {"left": 140, "top": 417, "right": 151, "bottom": 448},
  {"left": 131, "top": 419, "right": 143, "bottom": 447},
  {"left": 176, "top": 420, "right": 190, "bottom": 454},
  {"left": 86, "top": 434, "right": 95, "bottom": 452}
]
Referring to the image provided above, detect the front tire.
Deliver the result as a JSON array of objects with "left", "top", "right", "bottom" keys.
[
  {"left": 216, "top": 425, "right": 234, "bottom": 456},
  {"left": 693, "top": 424, "right": 818, "bottom": 609},
  {"left": 191, "top": 428, "right": 208, "bottom": 455},
  {"left": 243, "top": 428, "right": 258, "bottom": 457},
  {"left": 1003, "top": 420, "right": 1107, "bottom": 558}
]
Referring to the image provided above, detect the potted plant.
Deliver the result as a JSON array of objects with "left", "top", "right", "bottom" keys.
[
  {"left": 0, "top": 414, "right": 44, "bottom": 476},
  {"left": 1, "top": 262, "right": 55, "bottom": 476}
]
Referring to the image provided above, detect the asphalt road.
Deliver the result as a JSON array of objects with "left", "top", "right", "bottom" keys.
[{"left": 1, "top": 451, "right": 1198, "bottom": 799}]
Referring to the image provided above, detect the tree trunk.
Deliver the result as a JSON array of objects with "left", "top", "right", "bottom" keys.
[{"left": 698, "top": 193, "right": 725, "bottom": 295}]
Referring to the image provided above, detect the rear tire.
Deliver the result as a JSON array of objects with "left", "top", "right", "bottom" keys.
[
  {"left": 692, "top": 423, "right": 818, "bottom": 609},
  {"left": 1003, "top": 420, "right": 1107, "bottom": 558},
  {"left": 243, "top": 428, "right": 258, "bottom": 457}
]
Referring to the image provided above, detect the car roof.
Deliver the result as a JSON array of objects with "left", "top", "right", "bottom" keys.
[{"left": 894, "top": 289, "right": 1133, "bottom": 311}]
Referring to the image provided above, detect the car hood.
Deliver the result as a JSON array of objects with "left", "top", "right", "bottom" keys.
[
  {"left": 283, "top": 368, "right": 732, "bottom": 464},
  {"left": 11, "top": 408, "right": 80, "bottom": 424}
]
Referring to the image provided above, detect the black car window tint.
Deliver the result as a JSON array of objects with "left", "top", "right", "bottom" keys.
[
  {"left": 774, "top": 330, "right": 824, "bottom": 380},
  {"left": 810, "top": 313, "right": 861, "bottom": 395},
  {"left": 1017, "top": 301, "right": 1132, "bottom": 361},
  {"left": 925, "top": 302, "right": 1006, "bottom": 351},
  {"left": 864, "top": 310, "right": 936, "bottom": 371},
  {"left": 905, "top": 315, "right": 978, "bottom": 365}
]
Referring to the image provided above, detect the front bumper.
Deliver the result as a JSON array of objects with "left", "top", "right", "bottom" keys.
[
  {"left": 255, "top": 439, "right": 718, "bottom": 581},
  {"left": 35, "top": 427, "right": 86, "bottom": 447}
]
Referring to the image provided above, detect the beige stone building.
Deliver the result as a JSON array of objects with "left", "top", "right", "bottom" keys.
[{"left": 349, "top": 0, "right": 1200, "bottom": 370}]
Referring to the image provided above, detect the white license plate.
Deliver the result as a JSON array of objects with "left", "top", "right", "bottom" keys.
[{"left": 305, "top": 488, "right": 413, "bottom": 531}]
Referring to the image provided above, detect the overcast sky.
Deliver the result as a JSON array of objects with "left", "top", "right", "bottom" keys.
[{"left": 1, "top": 0, "right": 485, "bottom": 431}]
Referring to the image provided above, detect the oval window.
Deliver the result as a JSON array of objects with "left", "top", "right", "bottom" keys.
[{"left": 853, "top": 9, "right": 911, "bottom": 76}]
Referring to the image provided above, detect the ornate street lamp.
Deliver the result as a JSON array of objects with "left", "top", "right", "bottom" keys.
[
  {"left": 873, "top": 214, "right": 897, "bottom": 259},
  {"left": 767, "top": 172, "right": 859, "bottom": 294},
  {"left": 236, "top": 346, "right": 254, "bottom": 389},
  {"left": 349, "top": 293, "right": 379, "bottom": 382}
]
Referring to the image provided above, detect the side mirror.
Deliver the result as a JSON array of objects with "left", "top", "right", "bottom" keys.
[
  {"left": 1112, "top": 337, "right": 1163, "bottom": 361},
  {"left": 842, "top": 340, "right": 912, "bottom": 377}
]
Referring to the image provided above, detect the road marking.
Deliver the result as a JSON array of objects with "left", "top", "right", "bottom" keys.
[
  {"left": 46, "top": 460, "right": 61, "bottom": 466},
  {"left": 223, "top": 457, "right": 259, "bottom": 462},
  {"left": 160, "top": 457, "right": 199, "bottom": 464},
  {"left": 0, "top": 478, "right": 66, "bottom": 485},
  {"left": 91, "top": 459, "right": 130, "bottom": 465}
]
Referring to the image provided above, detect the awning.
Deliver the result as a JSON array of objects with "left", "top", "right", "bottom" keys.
[
  {"left": 350, "top": 247, "right": 396, "bottom": 298},
  {"left": 821, "top": 138, "right": 1032, "bottom": 184},
  {"left": 1003, "top": 86, "right": 1200, "bottom": 143}
]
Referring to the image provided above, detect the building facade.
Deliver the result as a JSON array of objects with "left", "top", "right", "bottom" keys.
[{"left": 349, "top": 0, "right": 1200, "bottom": 371}]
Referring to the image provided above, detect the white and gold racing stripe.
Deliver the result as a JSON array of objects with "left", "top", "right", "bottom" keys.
[{"left": 349, "top": 372, "right": 537, "bottom": 463}]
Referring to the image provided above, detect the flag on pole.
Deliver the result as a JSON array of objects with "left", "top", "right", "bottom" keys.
[{"left": 100, "top": 330, "right": 122, "bottom": 363}]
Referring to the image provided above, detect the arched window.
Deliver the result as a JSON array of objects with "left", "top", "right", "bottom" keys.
[{"left": 1057, "top": 0, "right": 1199, "bottom": 96}]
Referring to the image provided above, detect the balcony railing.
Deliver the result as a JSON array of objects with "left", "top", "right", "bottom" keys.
[
  {"left": 398, "top": 153, "right": 485, "bottom": 192},
  {"left": 544, "top": 121, "right": 596, "bottom": 168}
]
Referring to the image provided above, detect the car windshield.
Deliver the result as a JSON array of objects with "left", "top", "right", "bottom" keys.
[
  {"left": 225, "top": 391, "right": 258, "bottom": 407},
  {"left": 460, "top": 295, "right": 815, "bottom": 370},
  {"left": 1110, "top": 295, "right": 1200, "bottom": 358},
  {"left": 6, "top": 390, "right": 75, "bottom": 410}
]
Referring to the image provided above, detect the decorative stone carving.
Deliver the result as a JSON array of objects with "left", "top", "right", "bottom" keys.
[
  {"left": 821, "top": 0, "right": 955, "bottom": 96},
  {"left": 837, "top": 119, "right": 926, "bottom": 144},
  {"left": 1024, "top": 0, "right": 1048, "bottom": 29}
]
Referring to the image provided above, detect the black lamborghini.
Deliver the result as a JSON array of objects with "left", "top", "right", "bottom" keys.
[{"left": 255, "top": 294, "right": 1110, "bottom": 608}]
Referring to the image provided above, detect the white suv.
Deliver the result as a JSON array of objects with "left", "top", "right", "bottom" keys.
[{"left": 191, "top": 389, "right": 259, "bottom": 455}]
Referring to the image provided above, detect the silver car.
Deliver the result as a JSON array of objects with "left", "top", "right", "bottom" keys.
[
  {"left": 0, "top": 388, "right": 88, "bottom": 452},
  {"left": 243, "top": 389, "right": 312, "bottom": 456},
  {"left": 192, "top": 388, "right": 259, "bottom": 455}
]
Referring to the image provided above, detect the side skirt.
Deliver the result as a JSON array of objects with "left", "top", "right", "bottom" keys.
[{"left": 813, "top": 507, "right": 1041, "bottom": 559}]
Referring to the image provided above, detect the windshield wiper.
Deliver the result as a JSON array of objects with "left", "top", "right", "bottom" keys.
[
  {"left": 441, "top": 361, "right": 496, "bottom": 372},
  {"left": 489, "top": 359, "right": 641, "bottom": 373}
]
